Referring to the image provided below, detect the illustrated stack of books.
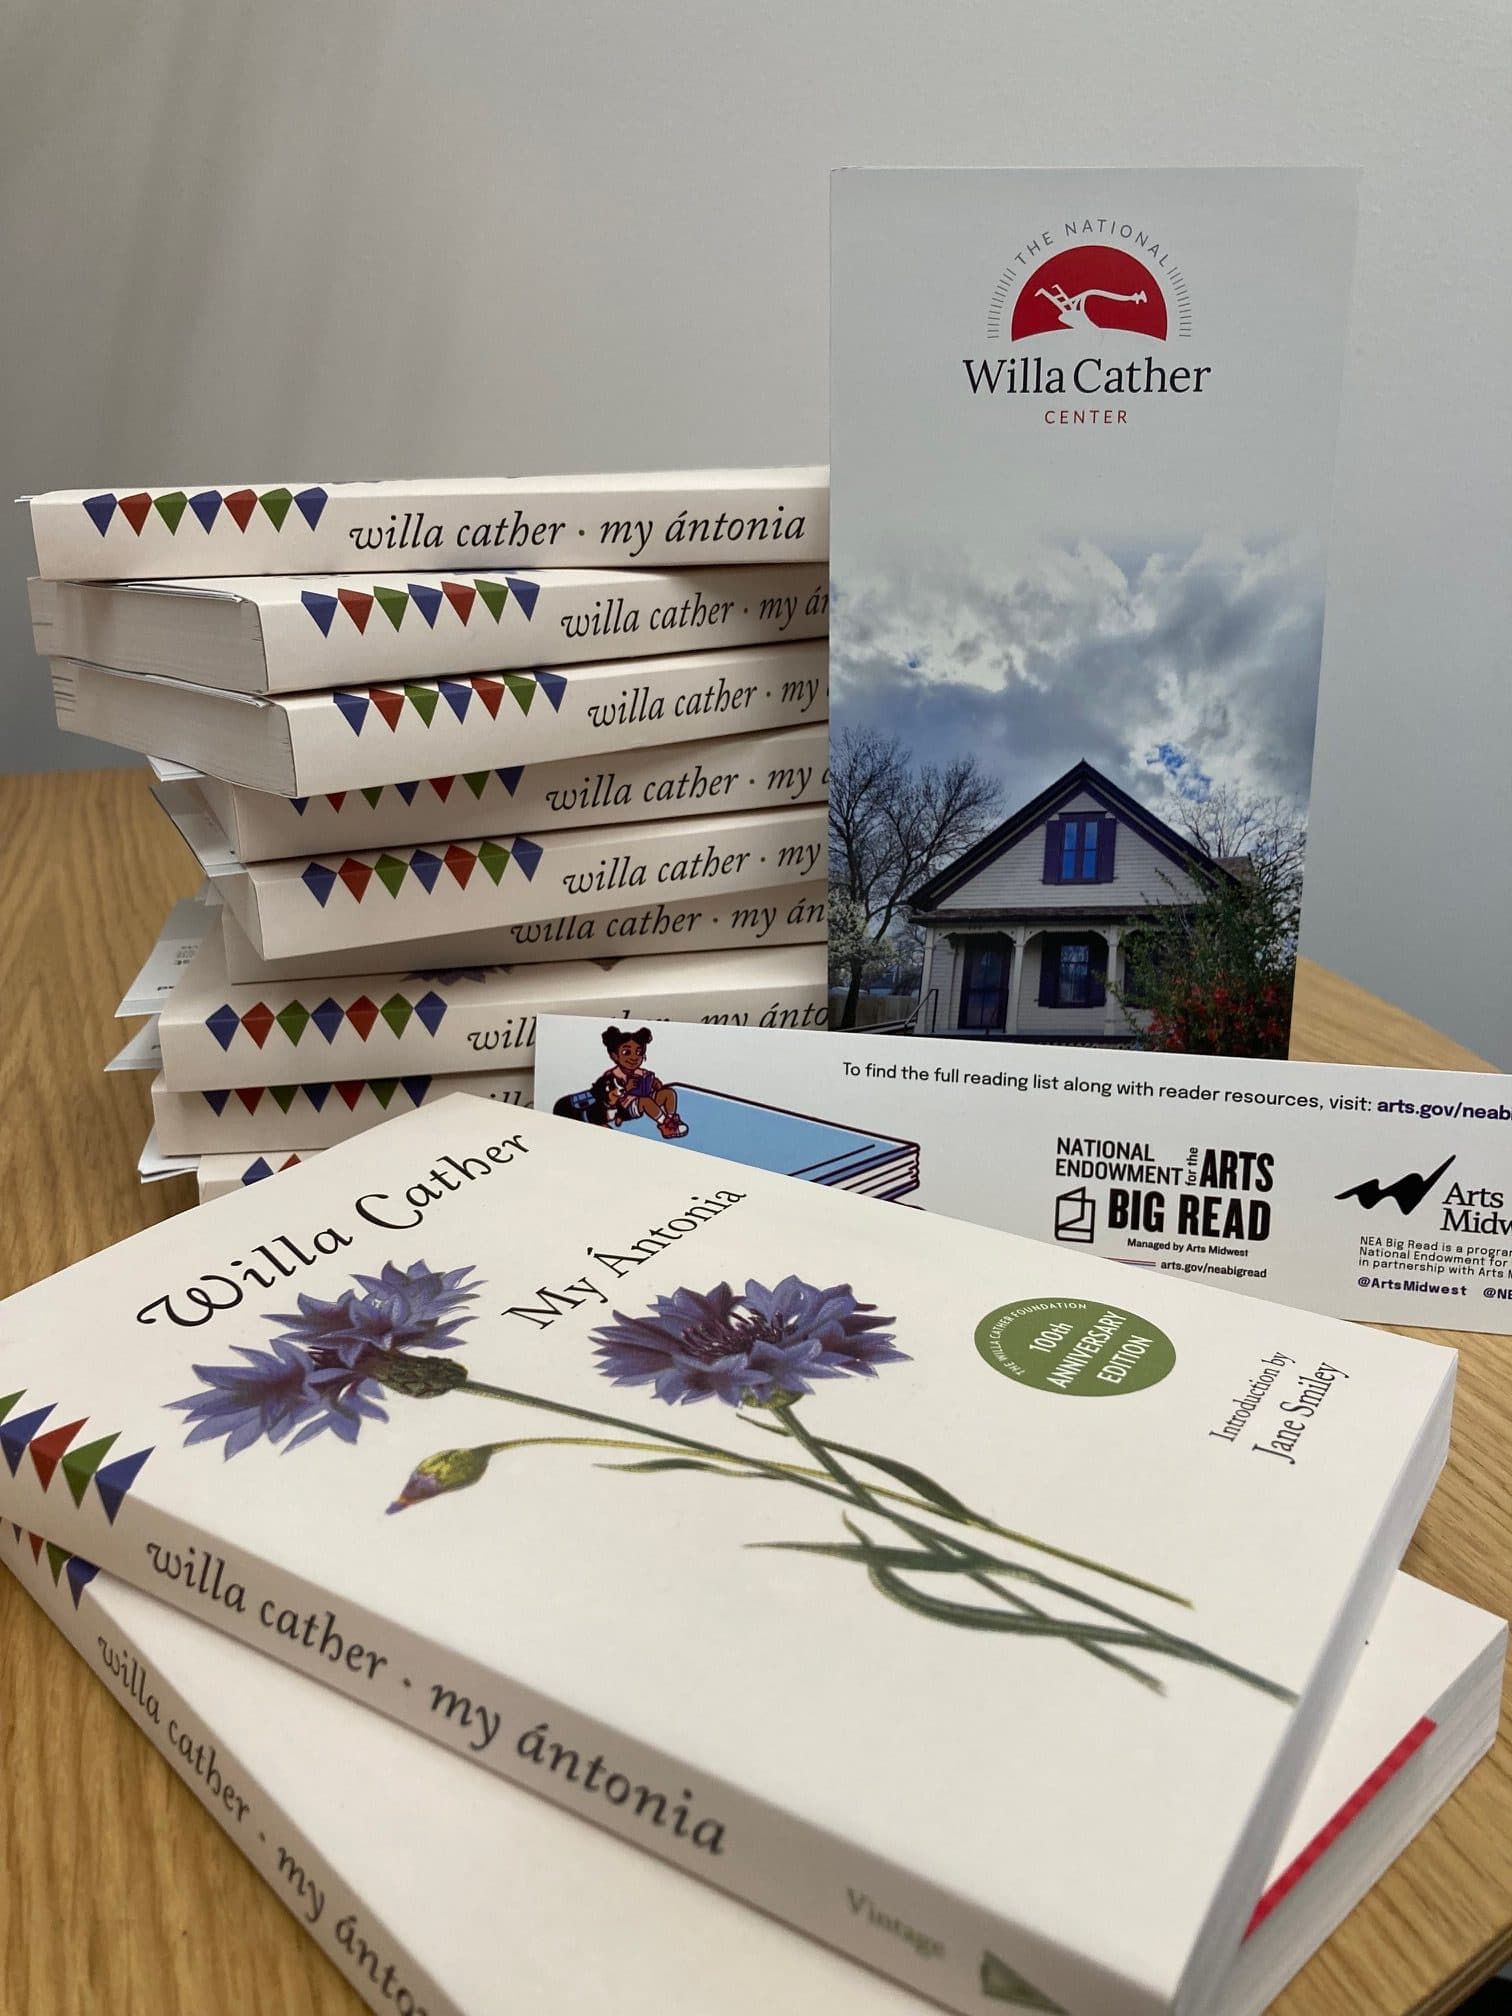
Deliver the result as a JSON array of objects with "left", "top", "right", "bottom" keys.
[
  {"left": 25, "top": 471, "right": 832, "bottom": 1196},
  {"left": 0, "top": 1094, "right": 1502, "bottom": 2016}
]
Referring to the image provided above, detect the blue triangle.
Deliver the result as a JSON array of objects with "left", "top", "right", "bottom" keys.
[
  {"left": 189, "top": 490, "right": 222, "bottom": 533},
  {"left": 0, "top": 1404, "right": 55, "bottom": 1477},
  {"left": 400, "top": 1076, "right": 432, "bottom": 1108},
  {"left": 65, "top": 1556, "right": 101, "bottom": 1607},
  {"left": 438, "top": 679, "right": 473, "bottom": 723},
  {"left": 333, "top": 690, "right": 369, "bottom": 737},
  {"left": 289, "top": 797, "right": 309, "bottom": 816},
  {"left": 395, "top": 779, "right": 421, "bottom": 805},
  {"left": 83, "top": 494, "right": 117, "bottom": 537},
  {"left": 503, "top": 576, "right": 539, "bottom": 620},
  {"left": 203, "top": 1088, "right": 230, "bottom": 1116},
  {"left": 414, "top": 991, "right": 447, "bottom": 1034},
  {"left": 304, "top": 1083, "right": 331, "bottom": 1112},
  {"left": 294, "top": 486, "right": 328, "bottom": 530},
  {"left": 311, "top": 998, "right": 344, "bottom": 1042},
  {"left": 510, "top": 835, "right": 543, "bottom": 881},
  {"left": 94, "top": 1448, "right": 152, "bottom": 1524},
  {"left": 242, "top": 1157, "right": 274, "bottom": 1184},
  {"left": 496, "top": 766, "right": 523, "bottom": 794},
  {"left": 205, "top": 1004, "right": 240, "bottom": 1053},
  {"left": 302, "top": 861, "right": 338, "bottom": 907},
  {"left": 408, "top": 583, "right": 443, "bottom": 628},
  {"left": 301, "top": 591, "right": 338, "bottom": 637},
  {"left": 408, "top": 848, "right": 443, "bottom": 893},
  {"left": 535, "top": 671, "right": 566, "bottom": 713}
]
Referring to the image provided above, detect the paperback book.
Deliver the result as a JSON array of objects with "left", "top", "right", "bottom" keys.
[
  {"left": 829, "top": 169, "right": 1356, "bottom": 1061},
  {"left": 197, "top": 1151, "right": 321, "bottom": 1202},
  {"left": 0, "top": 1096, "right": 1457, "bottom": 2016},
  {"left": 149, "top": 1069, "right": 531, "bottom": 1155},
  {"left": 177, "top": 719, "right": 828, "bottom": 859},
  {"left": 49, "top": 638, "right": 827, "bottom": 796},
  {"left": 26, "top": 467, "right": 829, "bottom": 580},
  {"left": 4, "top": 1528, "right": 1504, "bottom": 2016},
  {"left": 39, "top": 562, "right": 830, "bottom": 695},
  {"left": 159, "top": 926, "right": 826, "bottom": 1090}
]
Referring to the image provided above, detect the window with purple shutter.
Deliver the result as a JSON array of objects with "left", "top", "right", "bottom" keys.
[
  {"left": 1037, "top": 934, "right": 1108, "bottom": 1008},
  {"left": 1042, "top": 814, "right": 1116, "bottom": 885}
]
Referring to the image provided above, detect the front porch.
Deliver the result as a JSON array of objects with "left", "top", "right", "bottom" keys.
[{"left": 914, "top": 921, "right": 1153, "bottom": 1042}]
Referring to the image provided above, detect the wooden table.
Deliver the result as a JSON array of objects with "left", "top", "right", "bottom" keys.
[{"left": 0, "top": 768, "right": 1507, "bottom": 2016}]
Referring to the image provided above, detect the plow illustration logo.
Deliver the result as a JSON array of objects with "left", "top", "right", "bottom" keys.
[{"left": 1008, "top": 245, "right": 1170, "bottom": 342}]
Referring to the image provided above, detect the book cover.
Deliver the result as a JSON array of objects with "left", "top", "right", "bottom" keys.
[
  {"left": 4, "top": 1524, "right": 1503, "bottom": 2016},
  {"left": 26, "top": 468, "right": 829, "bottom": 581},
  {"left": 42, "top": 562, "right": 830, "bottom": 696},
  {"left": 205, "top": 805, "right": 826, "bottom": 962},
  {"left": 829, "top": 169, "right": 1355, "bottom": 1062},
  {"left": 52, "top": 637, "right": 827, "bottom": 796},
  {"left": 0, "top": 1095, "right": 1456, "bottom": 2016},
  {"left": 149, "top": 1069, "right": 531, "bottom": 1155},
  {"left": 160, "top": 925, "right": 827, "bottom": 1090},
  {"left": 187, "top": 720, "right": 828, "bottom": 860}
]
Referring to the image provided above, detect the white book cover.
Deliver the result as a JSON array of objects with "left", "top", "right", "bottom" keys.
[
  {"left": 202, "top": 804, "right": 826, "bottom": 962},
  {"left": 3, "top": 1526, "right": 1504, "bottom": 2016},
  {"left": 26, "top": 468, "right": 829, "bottom": 580},
  {"left": 160, "top": 925, "right": 826, "bottom": 1090},
  {"left": 42, "top": 562, "right": 830, "bottom": 695},
  {"left": 149, "top": 1068, "right": 532, "bottom": 1155},
  {"left": 189, "top": 720, "right": 828, "bottom": 859},
  {"left": 51, "top": 637, "right": 827, "bottom": 795},
  {"left": 0, "top": 1096, "right": 1457, "bottom": 2016},
  {"left": 197, "top": 1151, "right": 321, "bottom": 1202}
]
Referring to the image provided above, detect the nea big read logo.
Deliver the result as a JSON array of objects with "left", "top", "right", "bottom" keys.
[{"left": 965, "top": 229, "right": 1210, "bottom": 414}]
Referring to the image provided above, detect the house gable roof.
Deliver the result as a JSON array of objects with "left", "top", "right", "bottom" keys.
[{"left": 907, "top": 758, "right": 1236, "bottom": 910}]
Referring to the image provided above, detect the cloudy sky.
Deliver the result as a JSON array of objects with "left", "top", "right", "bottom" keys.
[{"left": 831, "top": 532, "right": 1326, "bottom": 820}]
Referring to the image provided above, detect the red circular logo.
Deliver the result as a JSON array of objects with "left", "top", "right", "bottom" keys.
[{"left": 1011, "top": 247, "right": 1167, "bottom": 342}]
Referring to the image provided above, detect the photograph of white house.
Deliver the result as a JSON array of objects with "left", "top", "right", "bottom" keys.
[{"left": 906, "top": 759, "right": 1238, "bottom": 1044}]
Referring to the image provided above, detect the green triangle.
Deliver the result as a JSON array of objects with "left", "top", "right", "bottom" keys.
[
  {"left": 361, "top": 785, "right": 385, "bottom": 809},
  {"left": 60, "top": 1432, "right": 119, "bottom": 1508},
  {"left": 45, "top": 1541, "right": 70, "bottom": 1586},
  {"left": 475, "top": 578, "right": 508, "bottom": 622},
  {"left": 374, "top": 854, "right": 409, "bottom": 899},
  {"left": 370, "top": 1079, "right": 399, "bottom": 1110},
  {"left": 269, "top": 1085, "right": 298, "bottom": 1114},
  {"left": 979, "top": 1953, "right": 1067, "bottom": 2012},
  {"left": 462, "top": 771, "right": 490, "bottom": 800},
  {"left": 404, "top": 684, "right": 439, "bottom": 727},
  {"left": 0, "top": 1392, "right": 25, "bottom": 1426},
  {"left": 154, "top": 491, "right": 188, "bottom": 533},
  {"left": 276, "top": 1001, "right": 310, "bottom": 1046},
  {"left": 477, "top": 839, "right": 511, "bottom": 886},
  {"left": 503, "top": 674, "right": 535, "bottom": 717},
  {"left": 259, "top": 486, "right": 294, "bottom": 530},
  {"left": 380, "top": 994, "right": 413, "bottom": 1038},
  {"left": 374, "top": 585, "right": 408, "bottom": 631}
]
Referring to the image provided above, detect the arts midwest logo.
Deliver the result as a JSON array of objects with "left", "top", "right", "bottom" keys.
[{"left": 963, "top": 224, "right": 1210, "bottom": 422}]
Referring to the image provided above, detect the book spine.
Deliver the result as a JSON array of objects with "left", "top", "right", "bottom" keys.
[
  {"left": 0, "top": 1499, "right": 1092, "bottom": 2016},
  {"left": 197, "top": 1153, "right": 321, "bottom": 1202},
  {"left": 0, "top": 1527, "right": 463, "bottom": 2016},
  {"left": 232, "top": 807, "right": 828, "bottom": 961},
  {"left": 205, "top": 721, "right": 829, "bottom": 861},
  {"left": 150, "top": 1069, "right": 534, "bottom": 1157},
  {"left": 29, "top": 477, "right": 830, "bottom": 581}
]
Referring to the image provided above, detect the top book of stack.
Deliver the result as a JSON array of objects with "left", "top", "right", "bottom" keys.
[{"left": 24, "top": 468, "right": 828, "bottom": 580}]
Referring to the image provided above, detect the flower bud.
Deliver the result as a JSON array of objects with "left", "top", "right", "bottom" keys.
[
  {"left": 386, "top": 1444, "right": 492, "bottom": 1513},
  {"left": 367, "top": 1352, "right": 471, "bottom": 1399}
]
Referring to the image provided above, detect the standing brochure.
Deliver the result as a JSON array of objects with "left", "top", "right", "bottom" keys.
[
  {"left": 0, "top": 1096, "right": 1456, "bottom": 2016},
  {"left": 4, "top": 1526, "right": 1503, "bottom": 2016},
  {"left": 829, "top": 169, "right": 1356, "bottom": 1061},
  {"left": 25, "top": 467, "right": 829, "bottom": 580}
]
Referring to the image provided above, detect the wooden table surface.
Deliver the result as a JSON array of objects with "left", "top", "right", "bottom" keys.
[{"left": 0, "top": 767, "right": 1508, "bottom": 2016}]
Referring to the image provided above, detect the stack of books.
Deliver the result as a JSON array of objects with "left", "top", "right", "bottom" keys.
[{"left": 25, "top": 472, "right": 832, "bottom": 1198}]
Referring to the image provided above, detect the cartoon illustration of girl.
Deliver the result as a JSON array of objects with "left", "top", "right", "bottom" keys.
[{"left": 600, "top": 1024, "right": 688, "bottom": 1137}]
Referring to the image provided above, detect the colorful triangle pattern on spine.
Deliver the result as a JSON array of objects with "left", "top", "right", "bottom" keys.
[
  {"left": 4, "top": 1523, "right": 103, "bottom": 1610},
  {"left": 195, "top": 1078, "right": 446, "bottom": 1113},
  {"left": 302, "top": 577, "right": 542, "bottom": 636},
  {"left": 0, "top": 1392, "right": 152, "bottom": 1525},
  {"left": 325, "top": 668, "right": 564, "bottom": 736},
  {"left": 81, "top": 488, "right": 328, "bottom": 535},
  {"left": 297, "top": 837, "right": 544, "bottom": 905}
]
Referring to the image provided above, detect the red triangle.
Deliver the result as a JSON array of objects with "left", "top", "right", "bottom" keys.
[
  {"left": 236, "top": 1087, "right": 263, "bottom": 1115},
  {"left": 472, "top": 677, "right": 505, "bottom": 720},
  {"left": 444, "top": 843, "right": 477, "bottom": 889},
  {"left": 241, "top": 1002, "right": 275, "bottom": 1049},
  {"left": 325, "top": 792, "right": 347, "bottom": 812},
  {"left": 338, "top": 588, "right": 373, "bottom": 633},
  {"left": 345, "top": 996, "right": 379, "bottom": 1040},
  {"left": 27, "top": 1532, "right": 43, "bottom": 1562},
  {"left": 441, "top": 581, "right": 476, "bottom": 625},
  {"left": 370, "top": 688, "right": 406, "bottom": 732},
  {"left": 279, "top": 1155, "right": 302, "bottom": 1171},
  {"left": 429, "top": 776, "right": 455, "bottom": 803},
  {"left": 335, "top": 1081, "right": 365, "bottom": 1111},
  {"left": 337, "top": 858, "right": 373, "bottom": 902},
  {"left": 223, "top": 488, "right": 258, "bottom": 531},
  {"left": 29, "top": 1418, "right": 87, "bottom": 1491},
  {"left": 118, "top": 493, "right": 152, "bottom": 535}
]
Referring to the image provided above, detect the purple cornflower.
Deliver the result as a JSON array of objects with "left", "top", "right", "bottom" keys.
[
  {"left": 166, "top": 1337, "right": 390, "bottom": 1457},
  {"left": 267, "top": 1260, "right": 477, "bottom": 1359}
]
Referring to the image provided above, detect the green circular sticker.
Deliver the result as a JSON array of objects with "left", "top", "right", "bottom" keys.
[{"left": 974, "top": 1297, "right": 1174, "bottom": 1397}]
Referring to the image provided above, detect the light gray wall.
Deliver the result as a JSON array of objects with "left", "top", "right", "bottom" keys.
[{"left": 4, "top": 0, "right": 1508, "bottom": 1065}]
